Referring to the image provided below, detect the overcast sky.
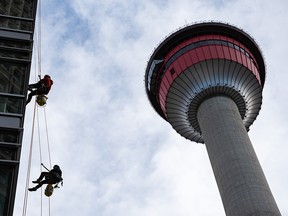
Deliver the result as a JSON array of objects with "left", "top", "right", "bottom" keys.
[{"left": 13, "top": 0, "right": 288, "bottom": 215}]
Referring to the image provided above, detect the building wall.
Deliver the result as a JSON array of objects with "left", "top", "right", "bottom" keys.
[{"left": 0, "top": 0, "right": 38, "bottom": 215}]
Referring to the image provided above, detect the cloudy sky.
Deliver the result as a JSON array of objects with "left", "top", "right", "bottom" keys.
[{"left": 13, "top": 0, "right": 288, "bottom": 215}]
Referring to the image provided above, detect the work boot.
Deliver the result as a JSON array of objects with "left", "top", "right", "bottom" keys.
[
  {"left": 32, "top": 179, "right": 40, "bottom": 184},
  {"left": 28, "top": 187, "right": 37, "bottom": 192}
]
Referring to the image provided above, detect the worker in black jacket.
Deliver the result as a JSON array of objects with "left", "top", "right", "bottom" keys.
[{"left": 28, "top": 165, "right": 63, "bottom": 191}]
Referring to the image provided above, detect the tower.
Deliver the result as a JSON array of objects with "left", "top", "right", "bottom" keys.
[
  {"left": 145, "top": 22, "right": 281, "bottom": 215},
  {"left": 0, "top": 1, "right": 38, "bottom": 215}
]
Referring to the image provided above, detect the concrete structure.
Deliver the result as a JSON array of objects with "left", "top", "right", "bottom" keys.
[
  {"left": 0, "top": 1, "right": 38, "bottom": 215},
  {"left": 145, "top": 22, "right": 281, "bottom": 215}
]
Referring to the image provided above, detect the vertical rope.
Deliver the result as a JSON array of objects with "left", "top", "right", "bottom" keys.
[
  {"left": 37, "top": 0, "right": 42, "bottom": 78},
  {"left": 44, "top": 107, "right": 52, "bottom": 169},
  {"left": 23, "top": 0, "right": 53, "bottom": 214},
  {"left": 36, "top": 108, "right": 43, "bottom": 166},
  {"left": 22, "top": 4, "right": 39, "bottom": 211},
  {"left": 36, "top": 107, "right": 43, "bottom": 216},
  {"left": 37, "top": 0, "right": 52, "bottom": 214},
  {"left": 41, "top": 107, "right": 52, "bottom": 216},
  {"left": 22, "top": 101, "right": 37, "bottom": 216},
  {"left": 23, "top": 0, "right": 48, "bottom": 214},
  {"left": 49, "top": 198, "right": 51, "bottom": 216},
  {"left": 44, "top": 107, "right": 52, "bottom": 216}
]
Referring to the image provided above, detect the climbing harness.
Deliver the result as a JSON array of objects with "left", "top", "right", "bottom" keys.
[{"left": 35, "top": 75, "right": 50, "bottom": 106}]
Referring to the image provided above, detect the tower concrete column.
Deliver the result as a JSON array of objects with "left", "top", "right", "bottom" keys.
[{"left": 197, "top": 96, "right": 281, "bottom": 216}]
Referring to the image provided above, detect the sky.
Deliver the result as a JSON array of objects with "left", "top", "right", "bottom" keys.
[{"left": 13, "top": 0, "right": 288, "bottom": 215}]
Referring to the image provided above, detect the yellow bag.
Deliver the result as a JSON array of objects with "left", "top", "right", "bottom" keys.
[
  {"left": 44, "top": 184, "right": 54, "bottom": 197},
  {"left": 36, "top": 95, "right": 48, "bottom": 106}
]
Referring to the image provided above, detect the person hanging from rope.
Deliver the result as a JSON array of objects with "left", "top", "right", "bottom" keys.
[
  {"left": 28, "top": 164, "right": 63, "bottom": 192},
  {"left": 26, "top": 74, "right": 53, "bottom": 105}
]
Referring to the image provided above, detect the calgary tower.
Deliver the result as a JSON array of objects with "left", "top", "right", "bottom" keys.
[{"left": 145, "top": 22, "right": 281, "bottom": 216}]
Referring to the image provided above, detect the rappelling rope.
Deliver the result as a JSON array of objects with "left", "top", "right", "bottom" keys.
[
  {"left": 36, "top": 0, "right": 52, "bottom": 213},
  {"left": 22, "top": 0, "right": 53, "bottom": 214},
  {"left": 37, "top": 0, "right": 52, "bottom": 212},
  {"left": 35, "top": 0, "right": 52, "bottom": 214},
  {"left": 36, "top": 107, "right": 43, "bottom": 216},
  {"left": 35, "top": 0, "right": 52, "bottom": 213},
  {"left": 43, "top": 107, "right": 52, "bottom": 216},
  {"left": 37, "top": 0, "right": 42, "bottom": 78},
  {"left": 44, "top": 107, "right": 52, "bottom": 169},
  {"left": 22, "top": 100, "right": 37, "bottom": 216}
]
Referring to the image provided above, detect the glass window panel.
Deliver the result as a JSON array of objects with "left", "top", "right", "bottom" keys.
[
  {"left": 0, "top": 49, "right": 30, "bottom": 60},
  {"left": 0, "top": 165, "right": 13, "bottom": 216},
  {"left": 0, "top": 62, "right": 27, "bottom": 94},
  {"left": 227, "top": 42, "right": 235, "bottom": 48},
  {"left": 0, "top": 130, "right": 18, "bottom": 143},
  {"left": 0, "top": 38, "right": 31, "bottom": 49},
  {"left": 0, "top": 17, "right": 33, "bottom": 31},
  {"left": 0, "top": 0, "right": 35, "bottom": 18},
  {"left": 221, "top": 41, "right": 228, "bottom": 46},
  {"left": 0, "top": 147, "right": 16, "bottom": 160},
  {"left": 0, "top": 96, "right": 23, "bottom": 114},
  {"left": 234, "top": 45, "right": 240, "bottom": 51},
  {"left": 0, "top": 115, "right": 21, "bottom": 128}
]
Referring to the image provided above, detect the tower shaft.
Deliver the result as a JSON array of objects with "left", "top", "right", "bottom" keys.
[{"left": 197, "top": 96, "right": 281, "bottom": 216}]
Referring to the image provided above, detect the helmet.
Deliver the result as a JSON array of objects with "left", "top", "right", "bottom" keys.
[
  {"left": 53, "top": 165, "right": 60, "bottom": 169},
  {"left": 44, "top": 75, "right": 50, "bottom": 78}
]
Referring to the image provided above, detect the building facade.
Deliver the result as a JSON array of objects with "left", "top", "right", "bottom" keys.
[
  {"left": 0, "top": 0, "right": 38, "bottom": 215},
  {"left": 145, "top": 22, "right": 281, "bottom": 215}
]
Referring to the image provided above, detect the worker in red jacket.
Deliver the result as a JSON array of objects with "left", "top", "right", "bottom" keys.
[{"left": 26, "top": 75, "right": 53, "bottom": 105}]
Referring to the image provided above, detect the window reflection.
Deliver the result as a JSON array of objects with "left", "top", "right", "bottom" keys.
[
  {"left": 0, "top": 17, "right": 33, "bottom": 31},
  {"left": 0, "top": 62, "right": 26, "bottom": 94},
  {"left": 0, "top": 147, "right": 15, "bottom": 160},
  {"left": 0, "top": 130, "right": 18, "bottom": 143},
  {"left": 0, "top": 0, "right": 35, "bottom": 18},
  {"left": 0, "top": 165, "right": 13, "bottom": 216},
  {"left": 0, "top": 49, "right": 30, "bottom": 60},
  {"left": 0, "top": 96, "right": 22, "bottom": 114},
  {"left": 0, "top": 38, "right": 30, "bottom": 49}
]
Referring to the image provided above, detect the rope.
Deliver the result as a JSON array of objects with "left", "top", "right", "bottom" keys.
[
  {"left": 37, "top": 0, "right": 42, "bottom": 78},
  {"left": 37, "top": 1, "right": 52, "bottom": 212},
  {"left": 36, "top": 108, "right": 43, "bottom": 167},
  {"left": 36, "top": 107, "right": 43, "bottom": 216},
  {"left": 44, "top": 107, "right": 52, "bottom": 169},
  {"left": 43, "top": 106, "right": 52, "bottom": 216},
  {"left": 22, "top": 101, "right": 37, "bottom": 216},
  {"left": 22, "top": 7, "right": 40, "bottom": 212},
  {"left": 23, "top": 0, "right": 53, "bottom": 215},
  {"left": 36, "top": 0, "right": 52, "bottom": 213}
]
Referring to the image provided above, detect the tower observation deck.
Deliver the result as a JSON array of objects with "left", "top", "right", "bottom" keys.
[{"left": 145, "top": 22, "right": 281, "bottom": 215}]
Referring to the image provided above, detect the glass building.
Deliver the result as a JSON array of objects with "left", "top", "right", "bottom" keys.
[{"left": 0, "top": 0, "right": 38, "bottom": 215}]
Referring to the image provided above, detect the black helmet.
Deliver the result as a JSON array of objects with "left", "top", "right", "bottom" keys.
[
  {"left": 44, "top": 75, "right": 50, "bottom": 78},
  {"left": 53, "top": 165, "right": 60, "bottom": 169}
]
